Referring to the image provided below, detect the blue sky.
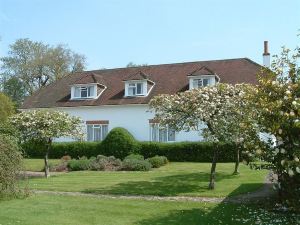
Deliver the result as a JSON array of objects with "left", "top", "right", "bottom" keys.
[{"left": 0, "top": 0, "right": 299, "bottom": 70}]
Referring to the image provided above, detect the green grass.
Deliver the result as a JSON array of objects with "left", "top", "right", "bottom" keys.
[
  {"left": 25, "top": 162, "right": 267, "bottom": 197},
  {"left": 24, "top": 159, "right": 61, "bottom": 172},
  {"left": 0, "top": 194, "right": 298, "bottom": 225}
]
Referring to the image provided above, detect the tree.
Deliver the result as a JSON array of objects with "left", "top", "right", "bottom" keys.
[
  {"left": 150, "top": 83, "right": 251, "bottom": 189},
  {"left": 245, "top": 44, "right": 300, "bottom": 209},
  {"left": 0, "top": 93, "right": 15, "bottom": 122},
  {"left": 2, "top": 77, "right": 26, "bottom": 107},
  {"left": 10, "top": 110, "right": 83, "bottom": 178},
  {"left": 126, "top": 62, "right": 148, "bottom": 67},
  {"left": 0, "top": 38, "right": 86, "bottom": 99}
]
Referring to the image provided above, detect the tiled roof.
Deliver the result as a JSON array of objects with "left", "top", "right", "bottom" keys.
[
  {"left": 21, "top": 58, "right": 262, "bottom": 109},
  {"left": 188, "top": 66, "right": 215, "bottom": 76}
]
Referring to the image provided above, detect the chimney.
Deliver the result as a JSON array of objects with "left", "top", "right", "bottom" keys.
[{"left": 263, "top": 41, "right": 270, "bottom": 68}]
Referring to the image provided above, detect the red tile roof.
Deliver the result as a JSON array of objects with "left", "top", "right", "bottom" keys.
[
  {"left": 123, "top": 71, "right": 150, "bottom": 81},
  {"left": 21, "top": 58, "right": 262, "bottom": 109}
]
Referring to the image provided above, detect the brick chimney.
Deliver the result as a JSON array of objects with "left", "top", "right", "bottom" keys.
[{"left": 263, "top": 41, "right": 270, "bottom": 68}]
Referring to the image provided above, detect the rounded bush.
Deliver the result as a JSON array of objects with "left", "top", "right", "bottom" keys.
[
  {"left": 90, "top": 155, "right": 122, "bottom": 171},
  {"left": 67, "top": 157, "right": 90, "bottom": 171},
  {"left": 147, "top": 155, "right": 168, "bottom": 168},
  {"left": 124, "top": 154, "right": 144, "bottom": 161},
  {"left": 122, "top": 159, "right": 152, "bottom": 171},
  {"left": 102, "top": 127, "right": 140, "bottom": 159}
]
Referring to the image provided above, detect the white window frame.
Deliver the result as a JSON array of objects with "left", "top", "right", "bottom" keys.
[
  {"left": 127, "top": 82, "right": 144, "bottom": 96},
  {"left": 86, "top": 124, "right": 108, "bottom": 142},
  {"left": 72, "top": 85, "right": 97, "bottom": 99},
  {"left": 149, "top": 123, "right": 176, "bottom": 142},
  {"left": 189, "top": 75, "right": 217, "bottom": 90}
]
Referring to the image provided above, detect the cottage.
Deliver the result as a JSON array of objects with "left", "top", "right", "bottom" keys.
[{"left": 21, "top": 43, "right": 270, "bottom": 142}]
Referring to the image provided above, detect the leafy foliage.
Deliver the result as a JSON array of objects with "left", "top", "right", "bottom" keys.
[
  {"left": 67, "top": 157, "right": 91, "bottom": 171},
  {"left": 0, "top": 38, "right": 86, "bottom": 100},
  {"left": 89, "top": 155, "right": 122, "bottom": 171},
  {"left": 0, "top": 93, "right": 15, "bottom": 122},
  {"left": 122, "top": 158, "right": 152, "bottom": 171},
  {"left": 0, "top": 134, "right": 23, "bottom": 198},
  {"left": 245, "top": 44, "right": 300, "bottom": 209},
  {"left": 102, "top": 127, "right": 140, "bottom": 159},
  {"left": 147, "top": 155, "right": 168, "bottom": 168}
]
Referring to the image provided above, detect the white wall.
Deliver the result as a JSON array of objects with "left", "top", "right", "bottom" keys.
[{"left": 55, "top": 104, "right": 203, "bottom": 142}]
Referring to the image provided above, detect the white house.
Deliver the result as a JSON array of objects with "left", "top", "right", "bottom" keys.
[{"left": 22, "top": 44, "right": 270, "bottom": 142}]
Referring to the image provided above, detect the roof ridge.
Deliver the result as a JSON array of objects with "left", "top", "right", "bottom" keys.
[{"left": 72, "top": 57, "right": 251, "bottom": 75}]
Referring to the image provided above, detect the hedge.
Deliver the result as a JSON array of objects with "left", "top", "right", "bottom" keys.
[{"left": 22, "top": 141, "right": 237, "bottom": 162}]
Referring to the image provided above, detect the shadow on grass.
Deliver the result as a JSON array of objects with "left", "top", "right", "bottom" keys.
[
  {"left": 83, "top": 172, "right": 235, "bottom": 196},
  {"left": 133, "top": 184, "right": 296, "bottom": 225}
]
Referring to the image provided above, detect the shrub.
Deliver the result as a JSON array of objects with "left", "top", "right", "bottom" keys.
[
  {"left": 49, "top": 161, "right": 68, "bottom": 172},
  {"left": 67, "top": 157, "right": 90, "bottom": 171},
  {"left": 147, "top": 155, "right": 168, "bottom": 168},
  {"left": 90, "top": 155, "right": 122, "bottom": 171},
  {"left": 22, "top": 139, "right": 238, "bottom": 163},
  {"left": 61, "top": 155, "right": 71, "bottom": 161},
  {"left": 122, "top": 159, "right": 152, "bottom": 171},
  {"left": 139, "top": 142, "right": 237, "bottom": 162},
  {"left": 102, "top": 128, "right": 140, "bottom": 159},
  {"left": 124, "top": 154, "right": 144, "bottom": 161},
  {"left": 0, "top": 134, "right": 23, "bottom": 198}
]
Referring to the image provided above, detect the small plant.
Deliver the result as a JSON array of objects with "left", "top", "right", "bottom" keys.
[
  {"left": 146, "top": 155, "right": 168, "bottom": 168},
  {"left": 67, "top": 156, "right": 90, "bottom": 171},
  {"left": 90, "top": 155, "right": 122, "bottom": 171},
  {"left": 124, "top": 154, "right": 144, "bottom": 161},
  {"left": 61, "top": 155, "right": 71, "bottom": 161},
  {"left": 122, "top": 158, "right": 152, "bottom": 171}
]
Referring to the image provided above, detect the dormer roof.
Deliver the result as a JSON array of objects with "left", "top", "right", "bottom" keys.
[
  {"left": 73, "top": 73, "right": 106, "bottom": 86},
  {"left": 123, "top": 71, "right": 150, "bottom": 81},
  {"left": 188, "top": 66, "right": 216, "bottom": 76}
]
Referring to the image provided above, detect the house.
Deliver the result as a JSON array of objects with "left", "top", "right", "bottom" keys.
[{"left": 21, "top": 42, "right": 270, "bottom": 142}]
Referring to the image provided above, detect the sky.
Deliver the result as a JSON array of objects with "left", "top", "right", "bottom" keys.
[{"left": 0, "top": 0, "right": 299, "bottom": 70}]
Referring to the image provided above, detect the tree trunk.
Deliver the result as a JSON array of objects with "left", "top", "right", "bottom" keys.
[
  {"left": 209, "top": 147, "right": 218, "bottom": 189},
  {"left": 44, "top": 138, "right": 52, "bottom": 178},
  {"left": 233, "top": 147, "right": 240, "bottom": 175}
]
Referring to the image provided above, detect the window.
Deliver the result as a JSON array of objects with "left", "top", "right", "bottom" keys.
[
  {"left": 192, "top": 78, "right": 210, "bottom": 88},
  {"left": 87, "top": 124, "right": 108, "bottom": 141},
  {"left": 128, "top": 82, "right": 143, "bottom": 96},
  {"left": 74, "top": 86, "right": 95, "bottom": 98},
  {"left": 150, "top": 124, "right": 175, "bottom": 142}
]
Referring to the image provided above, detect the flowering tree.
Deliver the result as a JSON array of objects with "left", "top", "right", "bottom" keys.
[
  {"left": 246, "top": 45, "right": 300, "bottom": 208},
  {"left": 150, "top": 83, "right": 253, "bottom": 189},
  {"left": 11, "top": 110, "right": 83, "bottom": 177}
]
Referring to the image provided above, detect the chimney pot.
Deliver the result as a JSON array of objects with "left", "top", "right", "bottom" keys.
[{"left": 263, "top": 41, "right": 270, "bottom": 68}]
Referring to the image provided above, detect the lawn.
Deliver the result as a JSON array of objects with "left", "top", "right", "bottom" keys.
[
  {"left": 0, "top": 194, "right": 298, "bottom": 225},
  {"left": 24, "top": 159, "right": 61, "bottom": 172},
  {"left": 24, "top": 161, "right": 267, "bottom": 197}
]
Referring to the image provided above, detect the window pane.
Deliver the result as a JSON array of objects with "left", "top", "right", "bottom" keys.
[
  {"left": 151, "top": 124, "right": 159, "bottom": 141},
  {"left": 87, "top": 125, "right": 93, "bottom": 141},
  {"left": 137, "top": 83, "right": 143, "bottom": 94},
  {"left": 203, "top": 79, "right": 209, "bottom": 87},
  {"left": 102, "top": 125, "right": 108, "bottom": 140},
  {"left": 88, "top": 86, "right": 95, "bottom": 97},
  {"left": 81, "top": 87, "right": 88, "bottom": 98},
  {"left": 168, "top": 128, "right": 175, "bottom": 141},
  {"left": 94, "top": 126, "right": 101, "bottom": 141},
  {"left": 128, "top": 87, "right": 136, "bottom": 96},
  {"left": 74, "top": 87, "right": 81, "bottom": 97},
  {"left": 159, "top": 127, "right": 167, "bottom": 142}
]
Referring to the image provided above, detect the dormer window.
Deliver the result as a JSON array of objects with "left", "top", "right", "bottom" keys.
[
  {"left": 128, "top": 82, "right": 144, "bottom": 96},
  {"left": 74, "top": 86, "right": 95, "bottom": 98},
  {"left": 187, "top": 66, "right": 219, "bottom": 90},
  {"left": 192, "top": 78, "right": 210, "bottom": 88},
  {"left": 71, "top": 73, "right": 107, "bottom": 100},
  {"left": 123, "top": 71, "right": 155, "bottom": 97}
]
